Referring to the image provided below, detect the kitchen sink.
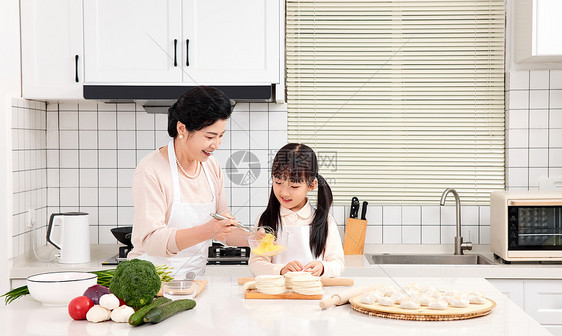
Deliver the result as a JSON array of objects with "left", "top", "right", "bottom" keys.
[{"left": 366, "top": 254, "right": 495, "bottom": 265}]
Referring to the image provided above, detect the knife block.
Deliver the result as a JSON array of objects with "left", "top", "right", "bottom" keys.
[{"left": 343, "top": 218, "right": 367, "bottom": 255}]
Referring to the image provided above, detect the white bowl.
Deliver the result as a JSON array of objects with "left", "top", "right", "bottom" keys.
[{"left": 27, "top": 271, "right": 98, "bottom": 306}]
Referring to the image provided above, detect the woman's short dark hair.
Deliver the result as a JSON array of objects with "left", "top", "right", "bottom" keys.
[{"left": 167, "top": 86, "right": 233, "bottom": 137}]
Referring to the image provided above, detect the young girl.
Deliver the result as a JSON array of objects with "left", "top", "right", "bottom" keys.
[{"left": 249, "top": 143, "right": 344, "bottom": 277}]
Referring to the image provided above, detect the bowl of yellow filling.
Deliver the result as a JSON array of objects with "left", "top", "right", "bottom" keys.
[{"left": 248, "top": 233, "right": 287, "bottom": 256}]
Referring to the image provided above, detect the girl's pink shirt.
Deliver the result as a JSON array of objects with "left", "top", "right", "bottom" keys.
[
  {"left": 129, "top": 149, "right": 229, "bottom": 258},
  {"left": 249, "top": 199, "right": 345, "bottom": 278}
]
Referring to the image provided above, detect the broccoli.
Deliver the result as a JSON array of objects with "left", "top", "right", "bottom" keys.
[{"left": 109, "top": 259, "right": 161, "bottom": 309}]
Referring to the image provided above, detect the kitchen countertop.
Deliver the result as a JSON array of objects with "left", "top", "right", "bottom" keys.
[
  {"left": 10, "top": 244, "right": 562, "bottom": 280},
  {"left": 0, "top": 276, "right": 551, "bottom": 336}
]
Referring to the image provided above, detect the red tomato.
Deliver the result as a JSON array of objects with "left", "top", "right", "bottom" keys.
[
  {"left": 68, "top": 296, "right": 94, "bottom": 320},
  {"left": 118, "top": 297, "right": 126, "bottom": 306}
]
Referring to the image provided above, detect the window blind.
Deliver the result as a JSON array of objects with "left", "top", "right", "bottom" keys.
[{"left": 286, "top": 0, "right": 505, "bottom": 205}]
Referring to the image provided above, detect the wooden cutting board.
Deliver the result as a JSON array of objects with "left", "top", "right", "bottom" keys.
[
  {"left": 244, "top": 289, "right": 322, "bottom": 300},
  {"left": 157, "top": 280, "right": 208, "bottom": 298}
]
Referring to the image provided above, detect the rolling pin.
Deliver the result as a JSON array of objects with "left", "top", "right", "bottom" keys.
[
  {"left": 319, "top": 285, "right": 380, "bottom": 309},
  {"left": 238, "top": 277, "right": 354, "bottom": 287}
]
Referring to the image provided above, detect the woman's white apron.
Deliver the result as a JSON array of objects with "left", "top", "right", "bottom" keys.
[{"left": 137, "top": 139, "right": 215, "bottom": 279}]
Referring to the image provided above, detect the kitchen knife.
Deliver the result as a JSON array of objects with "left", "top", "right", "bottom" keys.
[
  {"left": 360, "top": 201, "right": 368, "bottom": 221},
  {"left": 349, "top": 197, "right": 360, "bottom": 219}
]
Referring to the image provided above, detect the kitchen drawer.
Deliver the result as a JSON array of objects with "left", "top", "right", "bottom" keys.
[{"left": 525, "top": 279, "right": 562, "bottom": 325}]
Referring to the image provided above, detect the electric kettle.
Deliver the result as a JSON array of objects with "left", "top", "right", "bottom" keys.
[{"left": 47, "top": 212, "right": 91, "bottom": 264}]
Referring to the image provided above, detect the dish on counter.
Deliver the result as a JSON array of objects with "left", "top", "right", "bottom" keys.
[{"left": 27, "top": 271, "right": 98, "bottom": 306}]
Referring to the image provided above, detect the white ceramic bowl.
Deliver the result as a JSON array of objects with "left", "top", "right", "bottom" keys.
[{"left": 27, "top": 271, "right": 98, "bottom": 306}]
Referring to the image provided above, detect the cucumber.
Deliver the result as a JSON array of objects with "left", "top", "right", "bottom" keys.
[
  {"left": 129, "top": 297, "right": 171, "bottom": 326},
  {"left": 142, "top": 299, "right": 196, "bottom": 324}
]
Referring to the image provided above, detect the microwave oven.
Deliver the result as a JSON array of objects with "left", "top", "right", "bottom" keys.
[{"left": 490, "top": 191, "right": 562, "bottom": 261}]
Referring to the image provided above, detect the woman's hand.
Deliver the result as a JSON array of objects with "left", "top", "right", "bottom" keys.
[
  {"left": 302, "top": 261, "right": 324, "bottom": 276},
  {"left": 206, "top": 214, "right": 236, "bottom": 241},
  {"left": 280, "top": 260, "right": 304, "bottom": 275}
]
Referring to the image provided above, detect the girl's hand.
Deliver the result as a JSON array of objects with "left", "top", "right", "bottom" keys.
[
  {"left": 280, "top": 260, "right": 304, "bottom": 275},
  {"left": 302, "top": 261, "right": 324, "bottom": 276}
]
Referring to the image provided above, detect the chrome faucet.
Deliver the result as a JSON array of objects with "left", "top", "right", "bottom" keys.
[{"left": 440, "top": 188, "right": 472, "bottom": 255}]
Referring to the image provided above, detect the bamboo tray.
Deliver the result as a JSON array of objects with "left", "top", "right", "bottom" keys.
[{"left": 349, "top": 295, "right": 496, "bottom": 321}]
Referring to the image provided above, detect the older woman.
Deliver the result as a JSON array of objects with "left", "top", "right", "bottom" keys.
[{"left": 129, "top": 86, "right": 250, "bottom": 278}]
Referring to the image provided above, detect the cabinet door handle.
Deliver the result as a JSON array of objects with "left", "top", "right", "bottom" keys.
[
  {"left": 174, "top": 39, "right": 178, "bottom": 67},
  {"left": 186, "top": 39, "right": 190, "bottom": 66},
  {"left": 75, "top": 55, "right": 79, "bottom": 82}
]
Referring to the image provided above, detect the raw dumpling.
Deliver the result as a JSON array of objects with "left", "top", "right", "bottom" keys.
[
  {"left": 379, "top": 296, "right": 395, "bottom": 306},
  {"left": 468, "top": 295, "right": 487, "bottom": 304},
  {"left": 360, "top": 291, "right": 381, "bottom": 305},
  {"left": 391, "top": 293, "right": 406, "bottom": 304},
  {"left": 399, "top": 298, "right": 420, "bottom": 310},
  {"left": 428, "top": 299, "right": 448, "bottom": 310},
  {"left": 383, "top": 286, "right": 398, "bottom": 297},
  {"left": 449, "top": 296, "right": 470, "bottom": 308},
  {"left": 414, "top": 294, "right": 430, "bottom": 306}
]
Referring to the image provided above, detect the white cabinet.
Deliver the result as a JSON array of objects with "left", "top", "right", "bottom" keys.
[
  {"left": 83, "top": 0, "right": 182, "bottom": 83},
  {"left": 489, "top": 278, "right": 562, "bottom": 336},
  {"left": 487, "top": 279, "right": 525, "bottom": 309},
  {"left": 83, "top": 0, "right": 280, "bottom": 85},
  {"left": 525, "top": 280, "right": 562, "bottom": 335},
  {"left": 181, "top": 0, "right": 280, "bottom": 84},
  {"left": 21, "top": 0, "right": 83, "bottom": 99}
]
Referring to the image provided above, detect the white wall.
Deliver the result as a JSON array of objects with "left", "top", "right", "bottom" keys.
[{"left": 0, "top": 0, "right": 21, "bottom": 293}]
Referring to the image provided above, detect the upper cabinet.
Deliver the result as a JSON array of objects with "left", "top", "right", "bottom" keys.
[
  {"left": 21, "top": 0, "right": 281, "bottom": 100},
  {"left": 83, "top": 0, "right": 183, "bottom": 83},
  {"left": 181, "top": 0, "right": 280, "bottom": 84},
  {"left": 83, "top": 0, "right": 280, "bottom": 85},
  {"left": 21, "top": 0, "right": 84, "bottom": 99}
]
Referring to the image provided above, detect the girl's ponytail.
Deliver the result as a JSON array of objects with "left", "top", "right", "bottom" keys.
[{"left": 310, "top": 173, "right": 333, "bottom": 258}]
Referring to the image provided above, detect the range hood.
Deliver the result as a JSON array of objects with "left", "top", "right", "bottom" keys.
[{"left": 83, "top": 85, "right": 275, "bottom": 113}]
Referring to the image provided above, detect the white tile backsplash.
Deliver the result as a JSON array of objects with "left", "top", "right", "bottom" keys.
[
  {"left": 383, "top": 226, "right": 401, "bottom": 244},
  {"left": 530, "top": 90, "right": 549, "bottom": 109},
  {"left": 401, "top": 206, "right": 421, "bottom": 225},
  {"left": 422, "top": 226, "right": 440, "bottom": 244},
  {"left": 382, "top": 206, "right": 401, "bottom": 225},
  {"left": 551, "top": 90, "right": 562, "bottom": 109},
  {"left": 402, "top": 226, "right": 421, "bottom": 244},
  {"left": 530, "top": 70, "right": 550, "bottom": 90},
  {"left": 508, "top": 70, "right": 529, "bottom": 90},
  {"left": 508, "top": 109, "right": 528, "bottom": 129},
  {"left": 508, "top": 90, "right": 528, "bottom": 110}
]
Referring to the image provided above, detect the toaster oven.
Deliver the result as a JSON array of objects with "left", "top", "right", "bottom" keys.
[{"left": 490, "top": 191, "right": 562, "bottom": 262}]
